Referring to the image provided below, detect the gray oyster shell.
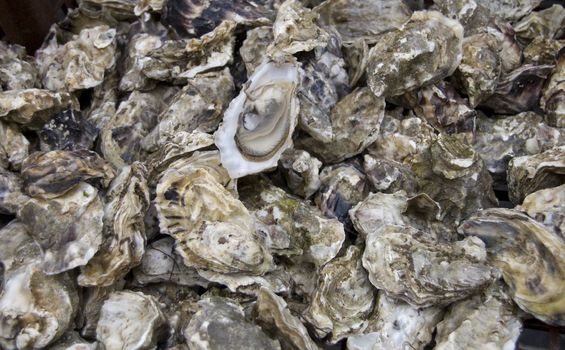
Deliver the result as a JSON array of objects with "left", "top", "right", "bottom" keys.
[
  {"left": 523, "top": 37, "right": 565, "bottom": 65},
  {"left": 363, "top": 155, "right": 418, "bottom": 195},
  {"left": 541, "top": 52, "right": 565, "bottom": 127},
  {"left": 38, "top": 110, "right": 98, "bottom": 152},
  {"left": 507, "top": 146, "right": 565, "bottom": 204},
  {"left": 513, "top": 5, "right": 565, "bottom": 44},
  {"left": 0, "top": 169, "right": 29, "bottom": 215},
  {"left": 432, "top": 0, "right": 491, "bottom": 35},
  {"left": 77, "top": 283, "right": 125, "bottom": 339},
  {"left": 96, "top": 291, "right": 166, "bottom": 350},
  {"left": 304, "top": 245, "right": 377, "bottom": 342},
  {"left": 435, "top": 283, "right": 522, "bottom": 350},
  {"left": 314, "top": 0, "right": 412, "bottom": 44},
  {"left": 0, "top": 120, "right": 29, "bottom": 171},
  {"left": 459, "top": 208, "right": 565, "bottom": 326},
  {"left": 278, "top": 148, "right": 322, "bottom": 199},
  {"left": 47, "top": 331, "right": 98, "bottom": 350},
  {"left": 0, "top": 42, "right": 39, "bottom": 90},
  {"left": 256, "top": 287, "right": 318, "bottom": 350},
  {"left": 342, "top": 39, "right": 368, "bottom": 87},
  {"left": 474, "top": 0, "right": 542, "bottom": 21},
  {"left": 184, "top": 297, "right": 281, "bottom": 350},
  {"left": 518, "top": 184, "right": 565, "bottom": 238},
  {"left": 346, "top": 293, "right": 443, "bottom": 350},
  {"left": 240, "top": 26, "right": 274, "bottom": 77},
  {"left": 362, "top": 224, "right": 496, "bottom": 307},
  {"left": 79, "top": 162, "right": 150, "bottom": 287},
  {"left": 296, "top": 87, "right": 385, "bottom": 163},
  {"left": 36, "top": 25, "right": 117, "bottom": 92},
  {"left": 366, "top": 11, "right": 463, "bottom": 97}
]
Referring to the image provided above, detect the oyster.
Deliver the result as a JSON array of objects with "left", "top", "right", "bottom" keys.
[
  {"left": 240, "top": 27, "right": 274, "bottom": 77},
  {"left": 519, "top": 184, "right": 565, "bottom": 237},
  {"left": 142, "top": 68, "right": 234, "bottom": 152},
  {"left": 0, "top": 169, "right": 29, "bottom": 215},
  {"left": 36, "top": 25, "right": 117, "bottom": 91},
  {"left": 38, "top": 110, "right": 98, "bottom": 152},
  {"left": 304, "top": 245, "right": 377, "bottom": 342},
  {"left": 0, "top": 89, "right": 78, "bottom": 128},
  {"left": 314, "top": 0, "right": 412, "bottom": 44},
  {"left": 480, "top": 64, "right": 555, "bottom": 115},
  {"left": 48, "top": 331, "right": 98, "bottom": 350},
  {"left": 342, "top": 39, "right": 368, "bottom": 87},
  {"left": 507, "top": 146, "right": 565, "bottom": 204},
  {"left": 541, "top": 51, "right": 565, "bottom": 127},
  {"left": 278, "top": 148, "right": 322, "bottom": 199},
  {"left": 523, "top": 37, "right": 565, "bottom": 65},
  {"left": 296, "top": 87, "right": 385, "bottom": 163},
  {"left": 185, "top": 297, "right": 280, "bottom": 350},
  {"left": 85, "top": 70, "right": 119, "bottom": 130},
  {"left": 78, "top": 283, "right": 125, "bottom": 339},
  {"left": 474, "top": 0, "right": 541, "bottom": 21},
  {"left": 347, "top": 293, "right": 443, "bottom": 350},
  {"left": 141, "top": 20, "right": 236, "bottom": 83},
  {"left": 490, "top": 19, "right": 523, "bottom": 73},
  {"left": 363, "top": 155, "right": 418, "bottom": 195},
  {"left": 96, "top": 291, "right": 167, "bottom": 350},
  {"left": 161, "top": 0, "right": 273, "bottom": 38},
  {"left": 215, "top": 60, "right": 299, "bottom": 178},
  {"left": 79, "top": 162, "right": 150, "bottom": 287},
  {"left": 0, "top": 41, "right": 38, "bottom": 90},
  {"left": 0, "top": 120, "right": 29, "bottom": 170},
  {"left": 513, "top": 5, "right": 565, "bottom": 43},
  {"left": 435, "top": 283, "right": 522, "bottom": 350},
  {"left": 432, "top": 0, "right": 491, "bottom": 35},
  {"left": 256, "top": 287, "right": 318, "bottom": 350},
  {"left": 21, "top": 150, "right": 115, "bottom": 199},
  {"left": 459, "top": 208, "right": 565, "bottom": 326},
  {"left": 366, "top": 11, "right": 463, "bottom": 97},
  {"left": 362, "top": 225, "right": 496, "bottom": 307}
]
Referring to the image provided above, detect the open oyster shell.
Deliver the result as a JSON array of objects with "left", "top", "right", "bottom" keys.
[
  {"left": 215, "top": 60, "right": 299, "bottom": 178},
  {"left": 459, "top": 208, "right": 565, "bottom": 326},
  {"left": 362, "top": 225, "right": 496, "bottom": 307},
  {"left": 0, "top": 120, "right": 29, "bottom": 171},
  {"left": 96, "top": 291, "right": 166, "bottom": 350},
  {"left": 366, "top": 11, "right": 463, "bottom": 97},
  {"left": 304, "top": 245, "right": 376, "bottom": 343}
]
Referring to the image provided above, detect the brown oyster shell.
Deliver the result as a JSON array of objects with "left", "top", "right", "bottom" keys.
[
  {"left": 541, "top": 51, "right": 565, "bottom": 127},
  {"left": 518, "top": 184, "right": 565, "bottom": 238},
  {"left": 278, "top": 148, "right": 322, "bottom": 199},
  {"left": 0, "top": 120, "right": 29, "bottom": 171},
  {"left": 513, "top": 5, "right": 565, "bottom": 44}
]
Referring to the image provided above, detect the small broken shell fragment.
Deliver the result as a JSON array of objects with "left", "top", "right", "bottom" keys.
[
  {"left": 156, "top": 168, "right": 274, "bottom": 274},
  {"left": 240, "top": 26, "right": 274, "bottom": 77},
  {"left": 161, "top": 0, "right": 273, "bottom": 38},
  {"left": 17, "top": 182, "right": 104, "bottom": 274},
  {"left": 518, "top": 184, "right": 565, "bottom": 237},
  {"left": 133, "top": 237, "right": 209, "bottom": 287},
  {"left": 269, "top": 0, "right": 329, "bottom": 55},
  {"left": 256, "top": 287, "right": 318, "bottom": 350},
  {"left": 278, "top": 148, "right": 322, "bottom": 199},
  {"left": 362, "top": 225, "right": 496, "bottom": 307},
  {"left": 239, "top": 176, "right": 345, "bottom": 268},
  {"left": 346, "top": 293, "right": 443, "bottom": 350},
  {"left": 455, "top": 32, "right": 501, "bottom": 107},
  {"left": 184, "top": 297, "right": 281, "bottom": 350},
  {"left": 96, "top": 291, "right": 167, "bottom": 350},
  {"left": 479, "top": 64, "right": 555, "bottom": 115},
  {"left": 363, "top": 155, "right": 418, "bottom": 195},
  {"left": 142, "top": 68, "right": 234, "bottom": 152},
  {"left": 513, "top": 5, "right": 565, "bottom": 44},
  {"left": 215, "top": 60, "right": 299, "bottom": 178},
  {"left": 296, "top": 87, "right": 385, "bottom": 163},
  {"left": 459, "top": 208, "right": 565, "bottom": 326},
  {"left": 0, "top": 120, "right": 29, "bottom": 170},
  {"left": 0, "top": 169, "right": 30, "bottom": 214},
  {"left": 79, "top": 162, "right": 150, "bottom": 287},
  {"left": 304, "top": 245, "right": 377, "bottom": 343},
  {"left": 36, "top": 25, "right": 117, "bottom": 91},
  {"left": 435, "top": 283, "right": 522, "bottom": 350},
  {"left": 38, "top": 109, "right": 98, "bottom": 152},
  {"left": 541, "top": 52, "right": 565, "bottom": 127},
  {"left": 0, "top": 89, "right": 78, "bottom": 128},
  {"left": 314, "top": 0, "right": 412, "bottom": 44},
  {"left": 0, "top": 41, "right": 38, "bottom": 90},
  {"left": 507, "top": 146, "right": 565, "bottom": 204},
  {"left": 21, "top": 149, "right": 115, "bottom": 199},
  {"left": 366, "top": 11, "right": 463, "bottom": 97}
]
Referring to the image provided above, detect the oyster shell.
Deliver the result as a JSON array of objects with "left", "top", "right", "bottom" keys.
[
  {"left": 363, "top": 155, "right": 418, "bottom": 195},
  {"left": 96, "top": 291, "right": 166, "bottom": 349},
  {"left": 0, "top": 89, "right": 78, "bottom": 129},
  {"left": 48, "top": 331, "right": 98, "bottom": 350},
  {"left": 518, "top": 184, "right": 565, "bottom": 237},
  {"left": 184, "top": 297, "right": 280, "bottom": 350},
  {"left": 85, "top": 70, "right": 119, "bottom": 130},
  {"left": 296, "top": 87, "right": 385, "bottom": 163},
  {"left": 507, "top": 146, "right": 565, "bottom": 204},
  {"left": 38, "top": 110, "right": 98, "bottom": 152},
  {"left": 541, "top": 51, "right": 565, "bottom": 127},
  {"left": 513, "top": 5, "right": 565, "bottom": 43},
  {"left": 474, "top": 0, "right": 541, "bottom": 21},
  {"left": 0, "top": 42, "right": 39, "bottom": 90},
  {"left": 362, "top": 225, "right": 496, "bottom": 307},
  {"left": 21, "top": 150, "right": 115, "bottom": 200},
  {"left": 256, "top": 287, "right": 318, "bottom": 350},
  {"left": 346, "top": 293, "right": 443, "bottom": 350},
  {"left": 366, "top": 11, "right": 463, "bottom": 97},
  {"left": 77, "top": 283, "right": 125, "bottom": 339},
  {"left": 314, "top": 0, "right": 412, "bottom": 44},
  {"left": 342, "top": 39, "right": 368, "bottom": 87},
  {"left": 278, "top": 148, "right": 322, "bottom": 199},
  {"left": 140, "top": 20, "right": 236, "bottom": 83},
  {"left": 304, "top": 245, "right": 377, "bottom": 342},
  {"left": 36, "top": 25, "right": 117, "bottom": 91},
  {"left": 79, "top": 162, "right": 150, "bottom": 287},
  {"left": 489, "top": 19, "right": 523, "bottom": 73},
  {"left": 215, "top": 60, "right": 299, "bottom": 178},
  {"left": 0, "top": 169, "right": 29, "bottom": 215},
  {"left": 432, "top": 0, "right": 491, "bottom": 35},
  {"left": 0, "top": 120, "right": 29, "bottom": 170},
  {"left": 161, "top": 0, "right": 273, "bottom": 38},
  {"left": 142, "top": 68, "right": 234, "bottom": 152},
  {"left": 240, "top": 27, "right": 274, "bottom": 77},
  {"left": 459, "top": 208, "right": 565, "bottom": 326},
  {"left": 523, "top": 37, "right": 565, "bottom": 65},
  {"left": 17, "top": 182, "right": 104, "bottom": 274}
]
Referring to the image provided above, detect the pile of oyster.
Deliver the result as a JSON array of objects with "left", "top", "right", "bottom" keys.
[{"left": 1, "top": 0, "right": 564, "bottom": 349}]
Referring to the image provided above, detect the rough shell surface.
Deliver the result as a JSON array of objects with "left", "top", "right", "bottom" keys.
[
  {"left": 0, "top": 120, "right": 29, "bottom": 170},
  {"left": 541, "top": 52, "right": 565, "bottom": 127},
  {"left": 278, "top": 148, "right": 322, "bottom": 199}
]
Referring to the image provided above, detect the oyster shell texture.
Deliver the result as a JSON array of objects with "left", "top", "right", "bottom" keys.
[{"left": 0, "top": 0, "right": 564, "bottom": 349}]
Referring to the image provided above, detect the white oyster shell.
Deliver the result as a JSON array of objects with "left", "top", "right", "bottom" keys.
[{"left": 215, "top": 60, "right": 299, "bottom": 178}]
